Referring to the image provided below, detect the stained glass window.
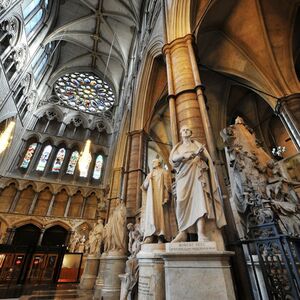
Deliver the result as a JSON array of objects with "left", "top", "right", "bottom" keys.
[
  {"left": 52, "top": 148, "right": 66, "bottom": 172},
  {"left": 54, "top": 72, "right": 115, "bottom": 114},
  {"left": 36, "top": 145, "right": 52, "bottom": 171},
  {"left": 66, "top": 151, "right": 79, "bottom": 175},
  {"left": 93, "top": 155, "right": 103, "bottom": 180},
  {"left": 20, "top": 143, "right": 37, "bottom": 168}
]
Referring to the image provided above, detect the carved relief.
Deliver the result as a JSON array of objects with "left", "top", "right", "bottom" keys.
[
  {"left": 13, "top": 44, "right": 28, "bottom": 72},
  {"left": 0, "top": 0, "right": 12, "bottom": 12},
  {"left": 221, "top": 117, "right": 300, "bottom": 236}
]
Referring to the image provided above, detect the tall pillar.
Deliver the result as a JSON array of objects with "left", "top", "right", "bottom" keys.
[
  {"left": 125, "top": 130, "right": 147, "bottom": 217},
  {"left": 276, "top": 94, "right": 300, "bottom": 151},
  {"left": 163, "top": 35, "right": 206, "bottom": 144}
]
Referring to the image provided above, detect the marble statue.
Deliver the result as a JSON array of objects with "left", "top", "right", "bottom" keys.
[
  {"left": 169, "top": 126, "right": 226, "bottom": 242},
  {"left": 69, "top": 231, "right": 80, "bottom": 252},
  {"left": 120, "top": 223, "right": 142, "bottom": 300},
  {"left": 103, "top": 200, "right": 127, "bottom": 255},
  {"left": 141, "top": 158, "right": 176, "bottom": 243},
  {"left": 88, "top": 219, "right": 104, "bottom": 255},
  {"left": 78, "top": 235, "right": 86, "bottom": 253}
]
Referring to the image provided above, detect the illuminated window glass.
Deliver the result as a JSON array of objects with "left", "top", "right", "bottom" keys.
[
  {"left": 93, "top": 155, "right": 103, "bottom": 180},
  {"left": 52, "top": 148, "right": 66, "bottom": 172},
  {"left": 22, "top": 0, "right": 41, "bottom": 18},
  {"left": 66, "top": 151, "right": 79, "bottom": 175},
  {"left": 20, "top": 143, "right": 37, "bottom": 168},
  {"left": 25, "top": 8, "right": 43, "bottom": 34},
  {"left": 36, "top": 145, "right": 52, "bottom": 171},
  {"left": 54, "top": 72, "right": 115, "bottom": 114}
]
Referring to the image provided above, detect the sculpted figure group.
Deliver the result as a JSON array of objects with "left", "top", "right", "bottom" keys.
[{"left": 141, "top": 125, "right": 226, "bottom": 243}]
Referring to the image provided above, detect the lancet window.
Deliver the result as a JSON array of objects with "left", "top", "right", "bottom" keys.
[
  {"left": 20, "top": 143, "right": 37, "bottom": 168},
  {"left": 52, "top": 148, "right": 66, "bottom": 172},
  {"left": 36, "top": 145, "right": 52, "bottom": 171},
  {"left": 93, "top": 155, "right": 103, "bottom": 180}
]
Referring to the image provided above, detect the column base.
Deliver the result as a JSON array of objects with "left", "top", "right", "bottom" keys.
[
  {"left": 137, "top": 243, "right": 165, "bottom": 300},
  {"left": 94, "top": 254, "right": 127, "bottom": 300},
  {"left": 79, "top": 254, "right": 100, "bottom": 290}
]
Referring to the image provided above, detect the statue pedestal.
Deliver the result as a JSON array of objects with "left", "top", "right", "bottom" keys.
[
  {"left": 162, "top": 242, "right": 236, "bottom": 300},
  {"left": 137, "top": 244, "right": 165, "bottom": 300},
  {"left": 94, "top": 254, "right": 127, "bottom": 300},
  {"left": 79, "top": 254, "right": 101, "bottom": 290}
]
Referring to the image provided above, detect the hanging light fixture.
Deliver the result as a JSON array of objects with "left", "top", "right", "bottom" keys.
[
  {"left": 0, "top": 120, "right": 15, "bottom": 155},
  {"left": 78, "top": 139, "right": 92, "bottom": 177}
]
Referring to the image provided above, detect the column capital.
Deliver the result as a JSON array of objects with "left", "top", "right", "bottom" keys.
[{"left": 162, "top": 33, "right": 195, "bottom": 54}]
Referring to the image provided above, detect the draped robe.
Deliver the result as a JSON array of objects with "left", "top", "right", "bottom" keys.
[
  {"left": 169, "top": 140, "right": 226, "bottom": 232},
  {"left": 141, "top": 167, "right": 176, "bottom": 241}
]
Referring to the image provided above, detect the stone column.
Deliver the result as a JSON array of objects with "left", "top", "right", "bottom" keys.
[
  {"left": 46, "top": 193, "right": 56, "bottom": 216},
  {"left": 58, "top": 122, "right": 67, "bottom": 136},
  {"left": 28, "top": 191, "right": 39, "bottom": 214},
  {"left": 276, "top": 94, "right": 300, "bottom": 151},
  {"left": 9, "top": 189, "right": 21, "bottom": 213},
  {"left": 64, "top": 195, "right": 72, "bottom": 217},
  {"left": 80, "top": 197, "right": 87, "bottom": 218},
  {"left": 163, "top": 35, "right": 206, "bottom": 144},
  {"left": 124, "top": 130, "right": 147, "bottom": 217},
  {"left": 37, "top": 227, "right": 46, "bottom": 246}
]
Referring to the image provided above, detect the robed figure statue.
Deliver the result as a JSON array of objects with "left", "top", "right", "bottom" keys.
[
  {"left": 141, "top": 158, "right": 177, "bottom": 243},
  {"left": 169, "top": 126, "right": 226, "bottom": 242}
]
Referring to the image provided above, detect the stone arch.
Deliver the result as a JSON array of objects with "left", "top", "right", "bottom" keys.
[
  {"left": 34, "top": 104, "right": 65, "bottom": 122},
  {"left": 44, "top": 220, "right": 71, "bottom": 231},
  {"left": 11, "top": 218, "right": 43, "bottom": 229},
  {"left": 132, "top": 38, "right": 166, "bottom": 131}
]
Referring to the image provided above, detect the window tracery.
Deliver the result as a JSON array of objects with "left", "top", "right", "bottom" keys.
[
  {"left": 32, "top": 42, "right": 53, "bottom": 81},
  {"left": 54, "top": 72, "right": 115, "bottom": 114},
  {"left": 20, "top": 143, "right": 37, "bottom": 168},
  {"left": 22, "top": 0, "right": 50, "bottom": 37},
  {"left": 36, "top": 145, "right": 52, "bottom": 171},
  {"left": 52, "top": 148, "right": 65, "bottom": 172}
]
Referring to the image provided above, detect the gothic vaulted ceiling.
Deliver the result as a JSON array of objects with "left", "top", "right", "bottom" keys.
[{"left": 45, "top": 0, "right": 143, "bottom": 98}]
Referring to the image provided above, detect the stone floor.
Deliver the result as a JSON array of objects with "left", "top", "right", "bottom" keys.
[{"left": 0, "top": 284, "right": 94, "bottom": 299}]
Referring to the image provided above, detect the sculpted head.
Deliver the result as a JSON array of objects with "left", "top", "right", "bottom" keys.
[
  {"left": 152, "top": 158, "right": 161, "bottom": 169},
  {"left": 180, "top": 126, "right": 192, "bottom": 138}
]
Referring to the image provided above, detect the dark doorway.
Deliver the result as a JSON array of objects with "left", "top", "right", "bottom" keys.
[
  {"left": 41, "top": 226, "right": 68, "bottom": 246},
  {"left": 12, "top": 224, "right": 41, "bottom": 246}
]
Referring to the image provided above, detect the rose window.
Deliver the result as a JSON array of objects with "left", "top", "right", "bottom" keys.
[{"left": 54, "top": 72, "right": 115, "bottom": 113}]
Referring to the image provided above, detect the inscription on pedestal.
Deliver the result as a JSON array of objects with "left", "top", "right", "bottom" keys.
[
  {"left": 138, "top": 275, "right": 154, "bottom": 296},
  {"left": 166, "top": 241, "right": 217, "bottom": 253}
]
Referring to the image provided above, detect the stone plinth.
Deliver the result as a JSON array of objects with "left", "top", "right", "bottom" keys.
[
  {"left": 162, "top": 242, "right": 236, "bottom": 300},
  {"left": 79, "top": 254, "right": 101, "bottom": 290},
  {"left": 94, "top": 254, "right": 127, "bottom": 300},
  {"left": 137, "top": 243, "right": 165, "bottom": 300}
]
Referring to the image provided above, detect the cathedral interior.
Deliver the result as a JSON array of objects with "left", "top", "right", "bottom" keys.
[{"left": 0, "top": 0, "right": 299, "bottom": 299}]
